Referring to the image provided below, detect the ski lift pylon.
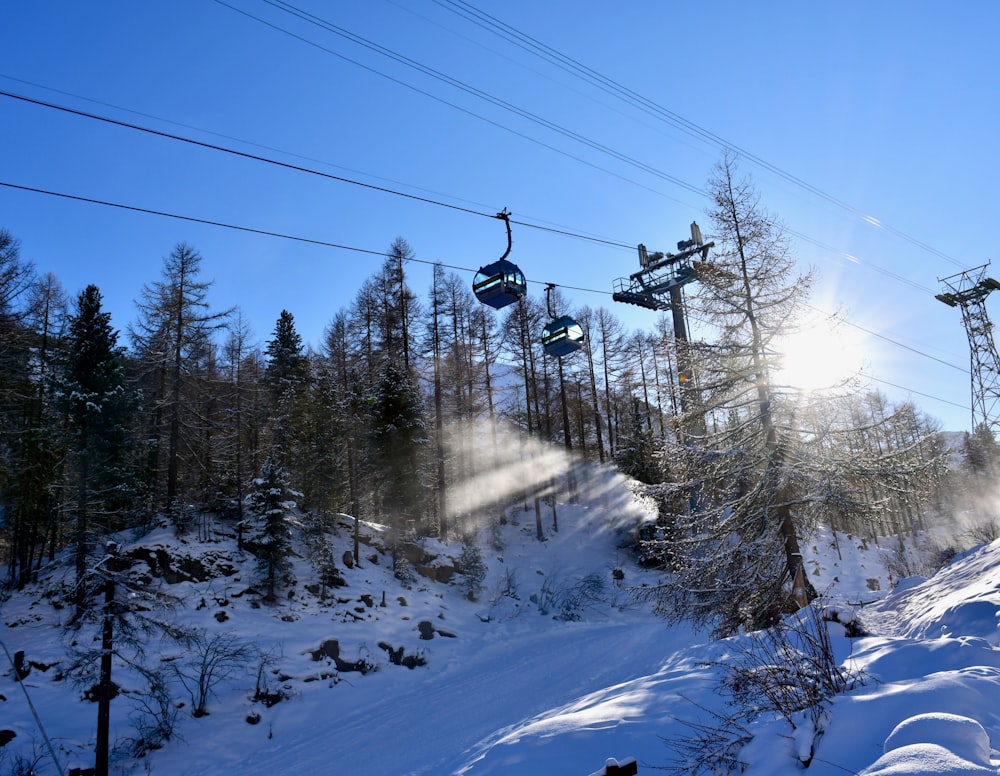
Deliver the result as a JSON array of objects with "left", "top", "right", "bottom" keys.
[{"left": 473, "top": 209, "right": 527, "bottom": 309}]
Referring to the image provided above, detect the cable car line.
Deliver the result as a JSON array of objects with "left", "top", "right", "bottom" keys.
[
  {"left": 0, "top": 179, "right": 598, "bottom": 293},
  {"left": 0, "top": 88, "right": 634, "bottom": 252},
  {"left": 801, "top": 302, "right": 966, "bottom": 374},
  {"left": 434, "top": 0, "right": 967, "bottom": 270},
  {"left": 866, "top": 375, "right": 969, "bottom": 412},
  {"left": 0, "top": 71, "right": 520, "bottom": 222},
  {"left": 785, "top": 227, "right": 934, "bottom": 295},
  {"left": 238, "top": 0, "right": 708, "bottom": 199},
  {"left": 0, "top": 85, "right": 965, "bottom": 379},
  {"left": 0, "top": 177, "right": 967, "bottom": 411},
  {"left": 0, "top": 73, "right": 640, "bottom": 253},
  {"left": 209, "top": 2, "right": 963, "bottom": 299},
  {"left": 0, "top": 81, "right": 952, "bottom": 300},
  {"left": 209, "top": 0, "right": 697, "bottom": 211}
]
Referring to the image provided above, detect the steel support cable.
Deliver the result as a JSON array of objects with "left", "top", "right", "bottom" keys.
[
  {"left": 221, "top": 1, "right": 956, "bottom": 298},
  {"left": 0, "top": 89, "right": 634, "bottom": 251},
  {"left": 0, "top": 81, "right": 945, "bottom": 296},
  {"left": 802, "top": 302, "right": 967, "bottom": 374},
  {"left": 435, "top": 0, "right": 967, "bottom": 269},
  {"left": 215, "top": 2, "right": 955, "bottom": 299},
  {"left": 0, "top": 179, "right": 616, "bottom": 294},
  {"left": 0, "top": 74, "right": 637, "bottom": 251},
  {"left": 784, "top": 227, "right": 934, "bottom": 294},
  {"left": 0, "top": 178, "right": 968, "bottom": 413},
  {"left": 866, "top": 374, "right": 970, "bottom": 411},
  {"left": 208, "top": 0, "right": 696, "bottom": 208},
  {"left": 252, "top": 0, "right": 708, "bottom": 198}
]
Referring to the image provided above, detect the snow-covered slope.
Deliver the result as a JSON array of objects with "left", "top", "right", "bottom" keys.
[{"left": 2, "top": 466, "right": 999, "bottom": 775}]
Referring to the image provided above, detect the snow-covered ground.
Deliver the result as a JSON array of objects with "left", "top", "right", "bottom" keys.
[{"left": 1, "top": 465, "right": 998, "bottom": 775}]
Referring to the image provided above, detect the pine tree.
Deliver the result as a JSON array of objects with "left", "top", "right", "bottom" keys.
[
  {"left": 265, "top": 309, "right": 310, "bottom": 390},
  {"left": 0, "top": 229, "right": 37, "bottom": 545},
  {"left": 264, "top": 309, "right": 311, "bottom": 473},
  {"left": 369, "top": 359, "right": 428, "bottom": 565},
  {"left": 61, "top": 285, "right": 138, "bottom": 611},
  {"left": 248, "top": 455, "right": 299, "bottom": 601}
]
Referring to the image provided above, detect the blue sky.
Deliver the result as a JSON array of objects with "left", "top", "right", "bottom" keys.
[{"left": 2, "top": 0, "right": 997, "bottom": 431}]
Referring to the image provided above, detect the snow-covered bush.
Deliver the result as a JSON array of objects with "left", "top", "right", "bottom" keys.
[
  {"left": 667, "top": 603, "right": 865, "bottom": 772},
  {"left": 456, "top": 543, "right": 487, "bottom": 600},
  {"left": 535, "top": 571, "right": 607, "bottom": 621},
  {"left": 481, "top": 567, "right": 521, "bottom": 622}
]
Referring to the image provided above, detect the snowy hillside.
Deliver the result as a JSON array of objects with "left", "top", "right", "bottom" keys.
[{"left": 1, "top": 464, "right": 999, "bottom": 775}]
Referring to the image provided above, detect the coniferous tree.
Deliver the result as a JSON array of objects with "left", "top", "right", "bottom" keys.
[
  {"left": 322, "top": 311, "right": 367, "bottom": 558},
  {"left": 5, "top": 271, "right": 67, "bottom": 585},
  {"left": 217, "top": 311, "right": 265, "bottom": 548},
  {"left": 0, "top": 230, "right": 36, "bottom": 537},
  {"left": 248, "top": 455, "right": 298, "bottom": 601},
  {"left": 643, "top": 156, "right": 817, "bottom": 635},
  {"left": 264, "top": 309, "right": 311, "bottom": 473},
  {"left": 61, "top": 285, "right": 138, "bottom": 611},
  {"left": 369, "top": 358, "right": 429, "bottom": 567},
  {"left": 131, "top": 243, "right": 230, "bottom": 512}
]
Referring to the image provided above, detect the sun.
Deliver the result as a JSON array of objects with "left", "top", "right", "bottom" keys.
[{"left": 773, "top": 316, "right": 866, "bottom": 393}]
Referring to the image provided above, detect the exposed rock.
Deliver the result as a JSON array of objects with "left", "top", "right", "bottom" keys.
[
  {"left": 378, "top": 641, "right": 405, "bottom": 665},
  {"left": 377, "top": 641, "right": 426, "bottom": 669},
  {"left": 13, "top": 650, "right": 29, "bottom": 680},
  {"left": 417, "top": 620, "right": 456, "bottom": 640},
  {"left": 126, "top": 546, "right": 235, "bottom": 584},
  {"left": 398, "top": 542, "right": 425, "bottom": 565},
  {"left": 309, "top": 639, "right": 373, "bottom": 674},
  {"left": 310, "top": 639, "right": 341, "bottom": 662},
  {"left": 417, "top": 620, "right": 435, "bottom": 640}
]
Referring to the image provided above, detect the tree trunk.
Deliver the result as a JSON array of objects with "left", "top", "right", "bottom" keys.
[{"left": 95, "top": 567, "right": 115, "bottom": 776}]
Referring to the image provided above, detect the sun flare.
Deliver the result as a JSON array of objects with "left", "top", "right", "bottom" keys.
[{"left": 774, "top": 317, "right": 866, "bottom": 393}]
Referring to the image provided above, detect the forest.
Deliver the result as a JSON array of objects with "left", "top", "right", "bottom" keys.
[{"left": 0, "top": 160, "right": 995, "bottom": 637}]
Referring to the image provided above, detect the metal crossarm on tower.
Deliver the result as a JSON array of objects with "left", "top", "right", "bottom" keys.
[
  {"left": 613, "top": 222, "right": 712, "bottom": 438},
  {"left": 936, "top": 263, "right": 1000, "bottom": 433}
]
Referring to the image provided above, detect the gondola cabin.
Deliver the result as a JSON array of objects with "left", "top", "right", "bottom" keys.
[
  {"left": 541, "top": 315, "right": 584, "bottom": 357},
  {"left": 473, "top": 259, "right": 526, "bottom": 309}
]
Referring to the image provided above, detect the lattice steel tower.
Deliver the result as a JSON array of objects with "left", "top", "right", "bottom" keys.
[{"left": 935, "top": 264, "right": 1000, "bottom": 433}]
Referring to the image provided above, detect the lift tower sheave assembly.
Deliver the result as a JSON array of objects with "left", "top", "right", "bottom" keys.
[
  {"left": 613, "top": 222, "right": 712, "bottom": 434},
  {"left": 935, "top": 263, "right": 1000, "bottom": 435}
]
